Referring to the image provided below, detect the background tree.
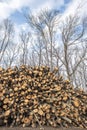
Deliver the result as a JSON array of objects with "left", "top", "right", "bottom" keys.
[
  {"left": 0, "top": 19, "right": 14, "bottom": 64},
  {"left": 26, "top": 9, "right": 60, "bottom": 70},
  {"left": 59, "top": 14, "right": 87, "bottom": 87},
  {"left": 19, "top": 31, "right": 31, "bottom": 65}
]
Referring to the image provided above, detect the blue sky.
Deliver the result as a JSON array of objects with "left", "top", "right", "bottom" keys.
[
  {"left": 0, "top": 0, "right": 71, "bottom": 24},
  {"left": 9, "top": 0, "right": 71, "bottom": 24}
]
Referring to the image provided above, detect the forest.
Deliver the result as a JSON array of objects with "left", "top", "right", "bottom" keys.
[{"left": 0, "top": 4, "right": 87, "bottom": 89}]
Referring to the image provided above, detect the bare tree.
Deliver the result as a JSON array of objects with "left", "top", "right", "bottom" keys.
[
  {"left": 0, "top": 19, "right": 14, "bottom": 64},
  {"left": 2, "top": 42, "right": 20, "bottom": 68},
  {"left": 26, "top": 9, "right": 60, "bottom": 70},
  {"left": 59, "top": 14, "right": 87, "bottom": 84},
  {"left": 31, "top": 36, "right": 45, "bottom": 66},
  {"left": 19, "top": 31, "right": 30, "bottom": 65}
]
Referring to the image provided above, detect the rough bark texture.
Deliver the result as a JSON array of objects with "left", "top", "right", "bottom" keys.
[{"left": 0, "top": 65, "right": 87, "bottom": 128}]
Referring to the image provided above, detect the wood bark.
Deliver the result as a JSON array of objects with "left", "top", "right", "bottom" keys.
[{"left": 0, "top": 65, "right": 87, "bottom": 128}]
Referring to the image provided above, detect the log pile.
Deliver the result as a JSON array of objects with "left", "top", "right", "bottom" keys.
[{"left": 0, "top": 65, "right": 87, "bottom": 128}]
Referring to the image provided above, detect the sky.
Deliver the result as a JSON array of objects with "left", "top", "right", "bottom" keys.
[
  {"left": 0, "top": 0, "right": 70, "bottom": 24},
  {"left": 0, "top": 0, "right": 87, "bottom": 31}
]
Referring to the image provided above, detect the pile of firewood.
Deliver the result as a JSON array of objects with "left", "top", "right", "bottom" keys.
[{"left": 0, "top": 65, "right": 87, "bottom": 128}]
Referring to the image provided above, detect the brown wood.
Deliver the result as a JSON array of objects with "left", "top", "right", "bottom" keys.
[{"left": 0, "top": 65, "right": 87, "bottom": 128}]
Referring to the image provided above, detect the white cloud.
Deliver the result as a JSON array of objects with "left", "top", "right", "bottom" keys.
[
  {"left": 31, "top": 0, "right": 64, "bottom": 13},
  {"left": 0, "top": 0, "right": 31, "bottom": 21},
  {"left": 0, "top": 0, "right": 64, "bottom": 22},
  {"left": 62, "top": 0, "right": 87, "bottom": 19}
]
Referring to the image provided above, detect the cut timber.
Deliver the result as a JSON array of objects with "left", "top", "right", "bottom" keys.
[
  {"left": 62, "top": 117, "right": 72, "bottom": 123},
  {"left": 0, "top": 65, "right": 87, "bottom": 128},
  {"left": 4, "top": 110, "right": 11, "bottom": 117},
  {"left": 73, "top": 99, "right": 80, "bottom": 107},
  {"left": 38, "top": 110, "right": 44, "bottom": 116}
]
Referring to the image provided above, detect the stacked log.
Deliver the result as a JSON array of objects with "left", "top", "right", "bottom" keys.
[{"left": 0, "top": 65, "right": 87, "bottom": 128}]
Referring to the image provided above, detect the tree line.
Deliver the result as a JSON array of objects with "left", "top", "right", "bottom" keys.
[{"left": 0, "top": 6, "right": 87, "bottom": 89}]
